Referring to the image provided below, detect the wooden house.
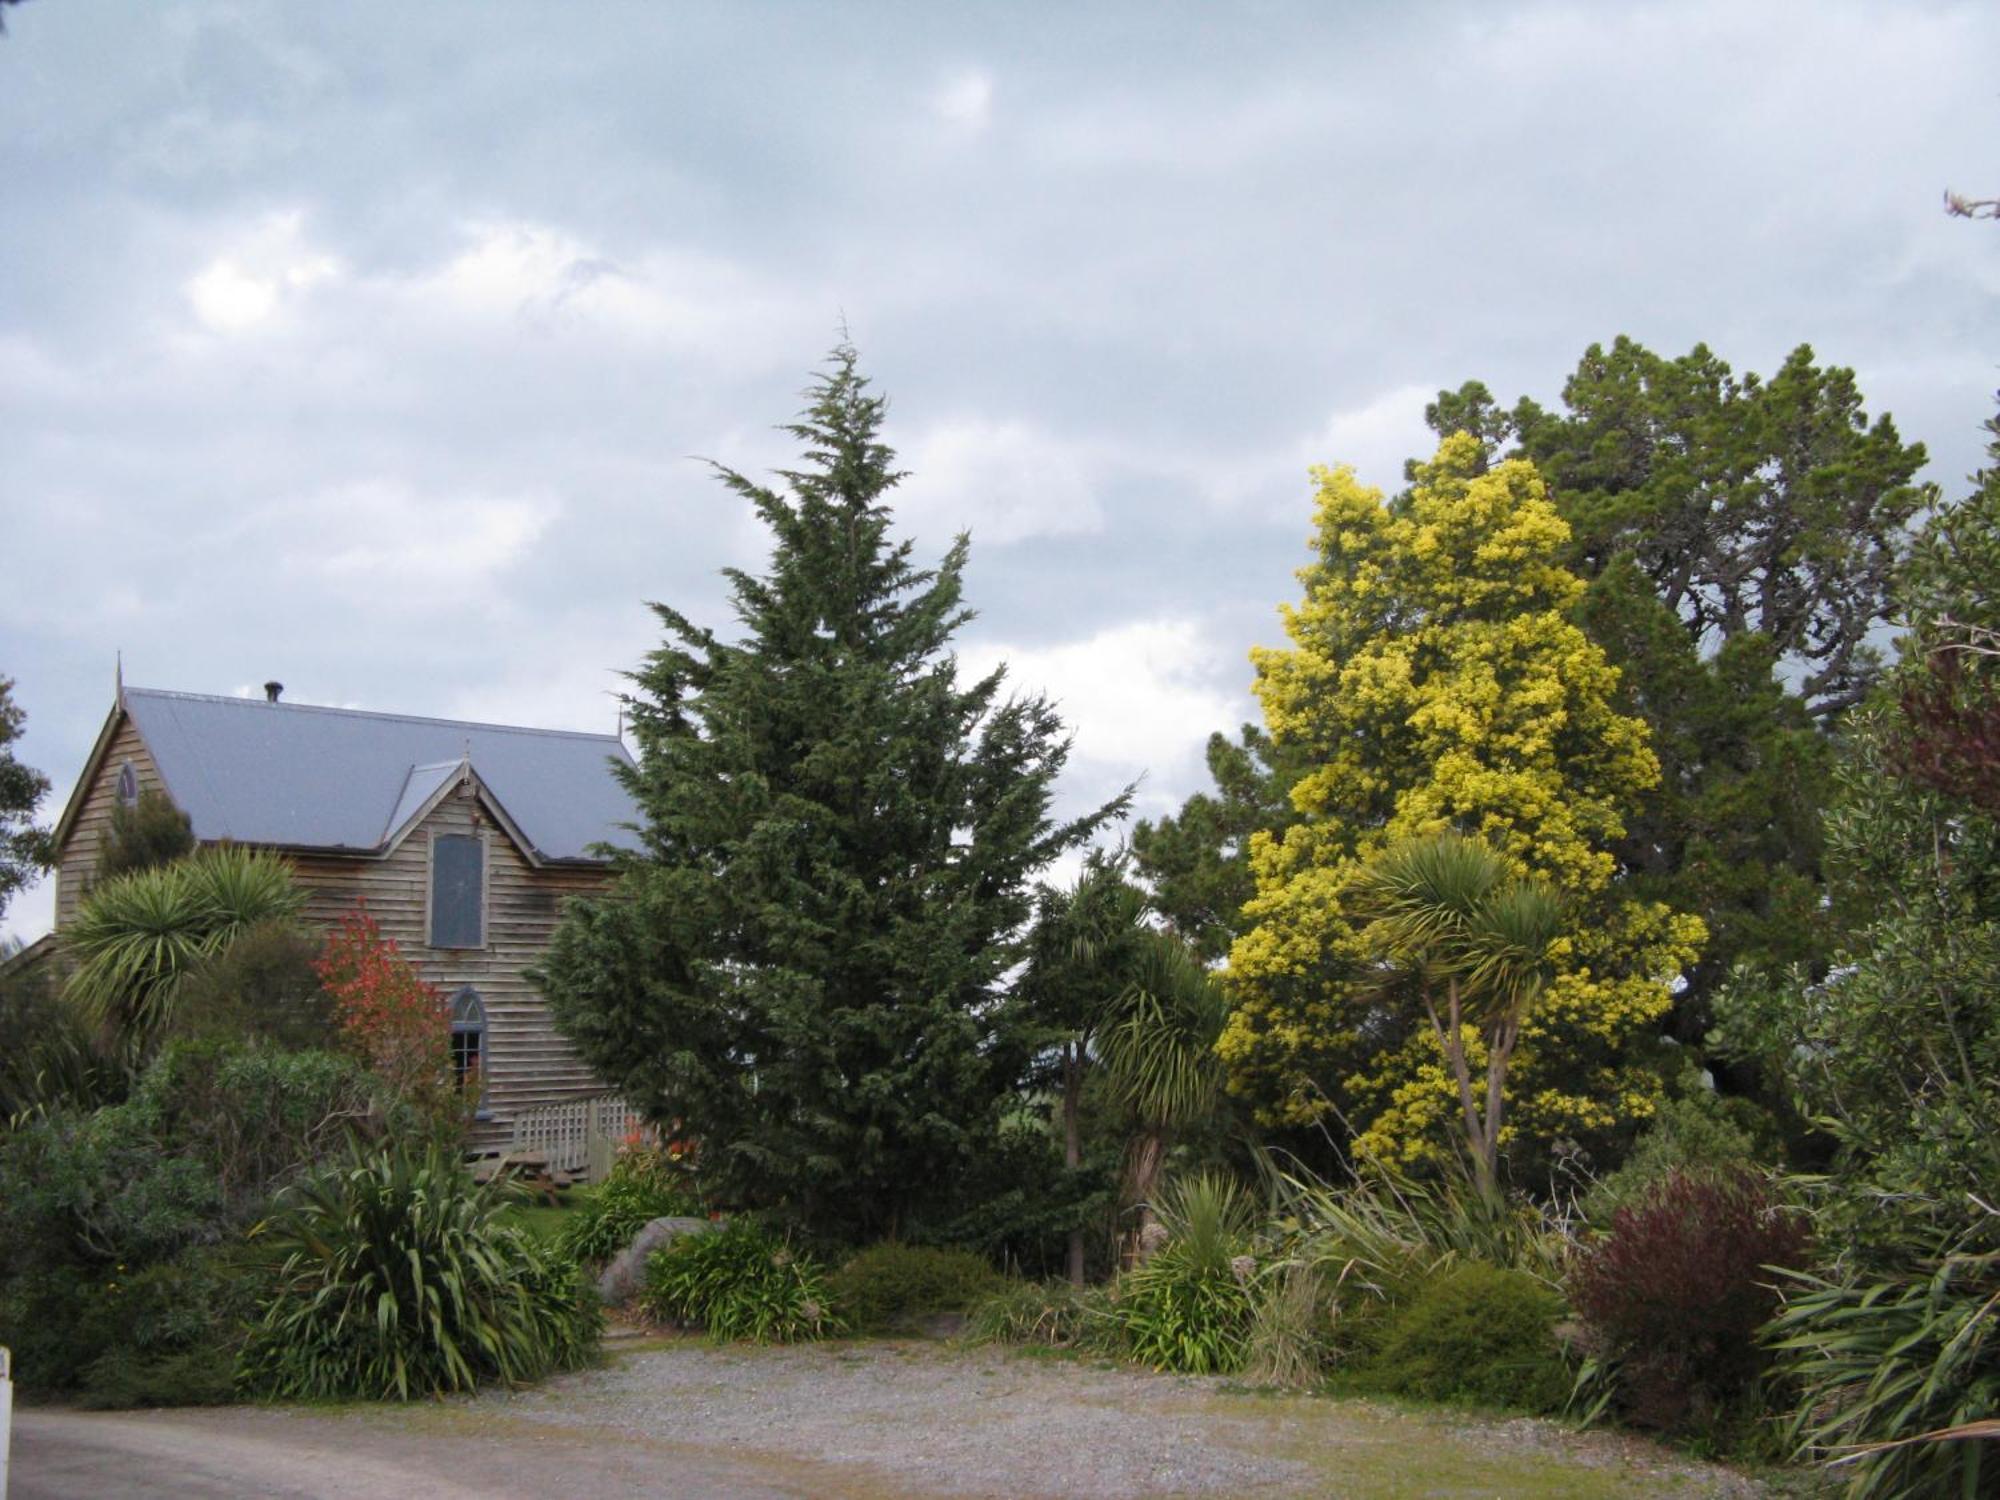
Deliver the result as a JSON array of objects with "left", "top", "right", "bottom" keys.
[{"left": 47, "top": 682, "right": 639, "bottom": 1145}]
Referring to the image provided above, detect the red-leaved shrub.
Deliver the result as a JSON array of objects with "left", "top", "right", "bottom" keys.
[
  {"left": 1567, "top": 1167, "right": 1810, "bottom": 1432},
  {"left": 315, "top": 905, "right": 462, "bottom": 1128}
]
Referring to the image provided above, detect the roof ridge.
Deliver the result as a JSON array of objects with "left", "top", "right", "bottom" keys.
[{"left": 123, "top": 686, "right": 626, "bottom": 744}]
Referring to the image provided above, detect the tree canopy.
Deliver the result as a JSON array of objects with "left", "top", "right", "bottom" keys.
[
  {"left": 1220, "top": 434, "right": 1704, "bottom": 1176},
  {"left": 535, "top": 347, "right": 1123, "bottom": 1242}
]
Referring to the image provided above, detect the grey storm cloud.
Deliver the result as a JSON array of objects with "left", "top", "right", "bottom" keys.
[{"left": 2, "top": 0, "right": 1995, "bottom": 941}]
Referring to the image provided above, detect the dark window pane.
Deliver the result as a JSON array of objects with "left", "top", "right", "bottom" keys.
[{"left": 431, "top": 834, "right": 483, "bottom": 947}]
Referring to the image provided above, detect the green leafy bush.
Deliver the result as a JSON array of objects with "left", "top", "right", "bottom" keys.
[
  {"left": 171, "top": 920, "right": 335, "bottom": 1052},
  {"left": 1364, "top": 1261, "right": 1568, "bottom": 1411},
  {"left": 642, "top": 1220, "right": 843, "bottom": 1343},
  {"left": 828, "top": 1243, "right": 1003, "bottom": 1332},
  {"left": 1104, "top": 1174, "right": 1258, "bottom": 1374},
  {"left": 74, "top": 1246, "right": 260, "bottom": 1408},
  {"left": 555, "top": 1145, "right": 701, "bottom": 1267},
  {"left": 239, "top": 1141, "right": 600, "bottom": 1400},
  {"left": 93, "top": 787, "right": 194, "bottom": 881}
]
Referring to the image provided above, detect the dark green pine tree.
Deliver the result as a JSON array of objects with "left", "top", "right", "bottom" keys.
[{"left": 537, "top": 347, "right": 1124, "bottom": 1242}]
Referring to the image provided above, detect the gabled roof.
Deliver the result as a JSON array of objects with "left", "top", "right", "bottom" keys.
[{"left": 95, "top": 688, "right": 640, "bottom": 864}]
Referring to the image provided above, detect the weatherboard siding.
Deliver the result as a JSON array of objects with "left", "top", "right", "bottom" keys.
[
  {"left": 53, "top": 713, "right": 169, "bottom": 929},
  {"left": 289, "top": 786, "right": 612, "bottom": 1147}
]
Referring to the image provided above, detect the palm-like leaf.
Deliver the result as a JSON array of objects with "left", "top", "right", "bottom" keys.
[
  {"left": 64, "top": 845, "right": 305, "bottom": 1046},
  {"left": 1099, "top": 934, "right": 1229, "bottom": 1128},
  {"left": 1350, "top": 831, "right": 1563, "bottom": 1024}
]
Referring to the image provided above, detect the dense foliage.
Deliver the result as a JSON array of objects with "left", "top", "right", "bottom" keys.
[
  {"left": 537, "top": 347, "right": 1120, "bottom": 1242},
  {"left": 0, "top": 1036, "right": 390, "bottom": 1396},
  {"left": 93, "top": 787, "right": 194, "bottom": 882},
  {"left": 63, "top": 845, "right": 305, "bottom": 1054},
  {"left": 1221, "top": 432, "right": 1704, "bottom": 1173},
  {"left": 240, "top": 1141, "right": 600, "bottom": 1400},
  {"left": 1428, "top": 341, "right": 1928, "bottom": 1035},
  {"left": 1365, "top": 1261, "right": 1568, "bottom": 1411}
]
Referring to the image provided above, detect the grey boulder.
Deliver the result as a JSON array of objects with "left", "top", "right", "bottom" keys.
[{"left": 595, "top": 1215, "right": 712, "bottom": 1306}]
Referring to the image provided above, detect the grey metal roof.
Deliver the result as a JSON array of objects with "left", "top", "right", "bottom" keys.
[{"left": 122, "top": 689, "right": 640, "bottom": 862}]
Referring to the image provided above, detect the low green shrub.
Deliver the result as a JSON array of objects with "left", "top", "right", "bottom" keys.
[
  {"left": 828, "top": 1244, "right": 1003, "bottom": 1332},
  {"left": 1104, "top": 1173, "right": 1258, "bottom": 1375},
  {"left": 1363, "top": 1261, "right": 1568, "bottom": 1412},
  {"left": 239, "top": 1141, "right": 600, "bottom": 1400},
  {"left": 642, "top": 1220, "right": 843, "bottom": 1343},
  {"left": 555, "top": 1145, "right": 701, "bottom": 1266},
  {"left": 1581, "top": 1093, "right": 1763, "bottom": 1229}
]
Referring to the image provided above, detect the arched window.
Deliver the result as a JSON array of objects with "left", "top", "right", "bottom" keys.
[
  {"left": 449, "top": 987, "right": 488, "bottom": 1109},
  {"left": 116, "top": 760, "right": 138, "bottom": 808}
]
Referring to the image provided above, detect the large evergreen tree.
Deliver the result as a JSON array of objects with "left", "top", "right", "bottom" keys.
[
  {"left": 0, "top": 676, "right": 52, "bottom": 924},
  {"left": 536, "top": 348, "right": 1122, "bottom": 1242},
  {"left": 1424, "top": 341, "right": 1930, "bottom": 1028}
]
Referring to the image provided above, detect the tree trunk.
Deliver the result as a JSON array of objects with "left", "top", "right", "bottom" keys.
[
  {"left": 1063, "top": 1038, "right": 1085, "bottom": 1287},
  {"left": 1125, "top": 1127, "right": 1166, "bottom": 1268}
]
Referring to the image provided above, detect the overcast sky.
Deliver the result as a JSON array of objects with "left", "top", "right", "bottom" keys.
[{"left": 2, "top": 0, "right": 1995, "bottom": 942}]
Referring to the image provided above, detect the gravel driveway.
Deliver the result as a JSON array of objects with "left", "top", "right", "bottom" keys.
[{"left": 14, "top": 1338, "right": 1766, "bottom": 1499}]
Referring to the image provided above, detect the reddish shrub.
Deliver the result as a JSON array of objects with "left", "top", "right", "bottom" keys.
[
  {"left": 314, "top": 905, "right": 461, "bottom": 1126},
  {"left": 1567, "top": 1167, "right": 1810, "bottom": 1431}
]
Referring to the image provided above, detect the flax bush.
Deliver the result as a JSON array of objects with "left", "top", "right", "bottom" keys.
[{"left": 239, "top": 1141, "right": 600, "bottom": 1400}]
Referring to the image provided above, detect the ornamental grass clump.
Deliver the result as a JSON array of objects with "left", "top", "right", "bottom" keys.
[
  {"left": 642, "top": 1219, "right": 843, "bottom": 1343},
  {"left": 239, "top": 1140, "right": 601, "bottom": 1400}
]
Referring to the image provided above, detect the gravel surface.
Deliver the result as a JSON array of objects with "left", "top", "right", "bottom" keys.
[{"left": 14, "top": 1339, "right": 1773, "bottom": 1499}]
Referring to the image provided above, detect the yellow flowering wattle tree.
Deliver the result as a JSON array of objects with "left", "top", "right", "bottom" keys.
[{"left": 1219, "top": 433, "right": 1705, "bottom": 1176}]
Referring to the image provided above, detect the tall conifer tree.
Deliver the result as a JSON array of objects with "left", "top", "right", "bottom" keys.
[{"left": 537, "top": 348, "right": 1121, "bottom": 1240}]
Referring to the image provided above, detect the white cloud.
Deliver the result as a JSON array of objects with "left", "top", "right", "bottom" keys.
[
  {"left": 183, "top": 211, "right": 339, "bottom": 333},
  {"left": 898, "top": 417, "right": 1106, "bottom": 545},
  {"left": 1197, "top": 383, "right": 1437, "bottom": 518},
  {"left": 962, "top": 618, "right": 1238, "bottom": 790},
  {"left": 247, "top": 480, "right": 560, "bottom": 597},
  {"left": 930, "top": 69, "right": 994, "bottom": 132}
]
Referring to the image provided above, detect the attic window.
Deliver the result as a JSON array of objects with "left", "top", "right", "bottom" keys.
[
  {"left": 116, "top": 761, "right": 138, "bottom": 809},
  {"left": 430, "top": 833, "right": 485, "bottom": 949}
]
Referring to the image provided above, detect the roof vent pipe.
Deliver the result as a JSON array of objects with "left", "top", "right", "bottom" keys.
[{"left": 264, "top": 681, "right": 283, "bottom": 704}]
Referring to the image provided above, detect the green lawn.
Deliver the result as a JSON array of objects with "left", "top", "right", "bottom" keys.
[{"left": 497, "top": 1184, "right": 596, "bottom": 1244}]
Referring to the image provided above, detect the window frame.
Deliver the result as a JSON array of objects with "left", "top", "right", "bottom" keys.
[
  {"left": 448, "top": 985, "right": 490, "bottom": 1118},
  {"left": 425, "top": 829, "right": 489, "bottom": 951}
]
